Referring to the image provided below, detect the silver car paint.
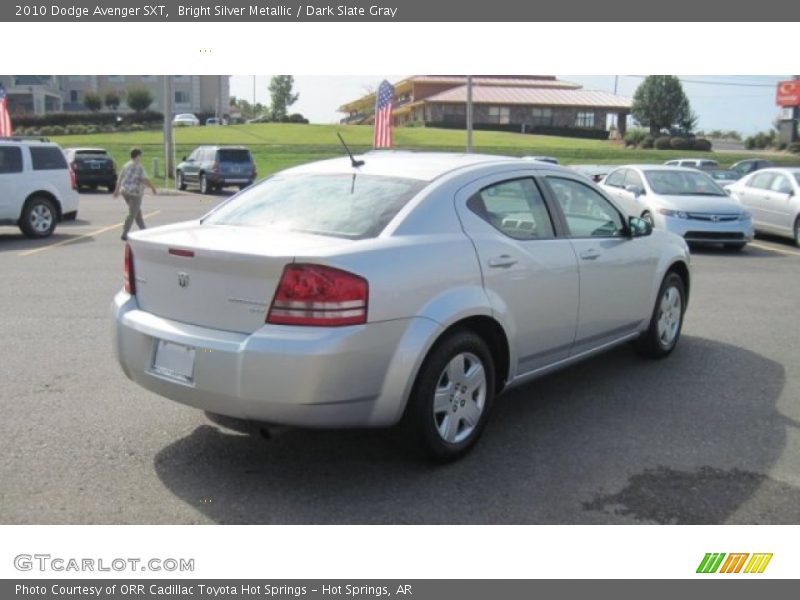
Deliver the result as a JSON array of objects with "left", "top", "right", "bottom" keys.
[
  {"left": 728, "top": 168, "right": 800, "bottom": 239},
  {"left": 114, "top": 154, "right": 691, "bottom": 428}
]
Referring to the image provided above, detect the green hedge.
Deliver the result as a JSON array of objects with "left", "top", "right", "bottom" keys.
[{"left": 11, "top": 110, "right": 163, "bottom": 128}]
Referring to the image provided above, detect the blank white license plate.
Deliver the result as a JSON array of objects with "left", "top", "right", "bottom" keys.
[{"left": 152, "top": 339, "right": 195, "bottom": 383}]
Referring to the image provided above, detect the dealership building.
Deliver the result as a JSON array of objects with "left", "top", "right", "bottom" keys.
[{"left": 339, "top": 75, "right": 633, "bottom": 137}]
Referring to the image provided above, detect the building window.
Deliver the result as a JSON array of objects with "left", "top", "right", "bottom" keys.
[
  {"left": 69, "top": 90, "right": 79, "bottom": 103},
  {"left": 175, "top": 91, "right": 191, "bottom": 104},
  {"left": 488, "top": 106, "right": 510, "bottom": 125},
  {"left": 530, "top": 107, "right": 553, "bottom": 126},
  {"left": 140, "top": 76, "right": 158, "bottom": 82},
  {"left": 68, "top": 76, "right": 87, "bottom": 82},
  {"left": 576, "top": 111, "right": 595, "bottom": 128},
  {"left": 441, "top": 104, "right": 465, "bottom": 123},
  {"left": 106, "top": 76, "right": 125, "bottom": 83}
]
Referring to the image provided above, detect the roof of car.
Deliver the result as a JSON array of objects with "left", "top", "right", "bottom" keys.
[
  {"left": 66, "top": 147, "right": 107, "bottom": 152},
  {"left": 760, "top": 167, "right": 800, "bottom": 174},
  {"left": 281, "top": 151, "right": 556, "bottom": 181},
  {"left": 622, "top": 164, "right": 712, "bottom": 172}
]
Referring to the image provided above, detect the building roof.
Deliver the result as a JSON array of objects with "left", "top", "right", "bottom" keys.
[
  {"left": 425, "top": 85, "right": 632, "bottom": 109},
  {"left": 402, "top": 75, "right": 581, "bottom": 89}
]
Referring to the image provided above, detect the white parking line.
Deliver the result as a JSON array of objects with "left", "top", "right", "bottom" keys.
[
  {"left": 749, "top": 242, "right": 800, "bottom": 258},
  {"left": 18, "top": 210, "right": 162, "bottom": 257}
]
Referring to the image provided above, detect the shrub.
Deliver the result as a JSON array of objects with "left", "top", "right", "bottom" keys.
[
  {"left": 623, "top": 128, "right": 647, "bottom": 147},
  {"left": 691, "top": 138, "right": 713, "bottom": 151},
  {"left": 654, "top": 136, "right": 672, "bottom": 150},
  {"left": 788, "top": 143, "right": 800, "bottom": 154},
  {"left": 641, "top": 135, "right": 655, "bottom": 149},
  {"left": 669, "top": 136, "right": 691, "bottom": 150}
]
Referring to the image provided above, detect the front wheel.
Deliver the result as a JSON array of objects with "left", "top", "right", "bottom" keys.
[
  {"left": 403, "top": 330, "right": 495, "bottom": 461},
  {"left": 794, "top": 216, "right": 800, "bottom": 248},
  {"left": 199, "top": 173, "right": 209, "bottom": 194},
  {"left": 177, "top": 171, "right": 187, "bottom": 191},
  {"left": 635, "top": 272, "right": 686, "bottom": 359},
  {"left": 641, "top": 211, "right": 654, "bottom": 227},
  {"left": 19, "top": 196, "right": 57, "bottom": 238}
]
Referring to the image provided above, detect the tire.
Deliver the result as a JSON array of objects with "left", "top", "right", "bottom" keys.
[
  {"left": 199, "top": 173, "right": 209, "bottom": 194},
  {"left": 19, "top": 196, "right": 58, "bottom": 239},
  {"left": 724, "top": 242, "right": 746, "bottom": 251},
  {"left": 107, "top": 183, "right": 116, "bottom": 193},
  {"left": 641, "top": 211, "right": 654, "bottom": 227},
  {"left": 794, "top": 216, "right": 800, "bottom": 248},
  {"left": 403, "top": 330, "right": 495, "bottom": 461},
  {"left": 635, "top": 272, "right": 686, "bottom": 359},
  {"left": 177, "top": 171, "right": 187, "bottom": 191}
]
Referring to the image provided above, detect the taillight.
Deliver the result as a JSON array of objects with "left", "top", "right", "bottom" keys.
[
  {"left": 124, "top": 243, "right": 135, "bottom": 295},
  {"left": 211, "top": 161, "right": 219, "bottom": 173},
  {"left": 267, "top": 264, "right": 368, "bottom": 327},
  {"left": 69, "top": 165, "right": 77, "bottom": 190}
]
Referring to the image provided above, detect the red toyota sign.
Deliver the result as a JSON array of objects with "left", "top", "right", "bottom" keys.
[{"left": 776, "top": 80, "right": 800, "bottom": 107}]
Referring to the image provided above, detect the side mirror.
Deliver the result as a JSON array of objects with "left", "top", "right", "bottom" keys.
[
  {"left": 182, "top": 156, "right": 188, "bottom": 161},
  {"left": 624, "top": 184, "right": 644, "bottom": 197},
  {"left": 628, "top": 216, "right": 652, "bottom": 238}
]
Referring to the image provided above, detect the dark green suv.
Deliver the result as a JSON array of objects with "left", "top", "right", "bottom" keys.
[{"left": 176, "top": 146, "right": 256, "bottom": 194}]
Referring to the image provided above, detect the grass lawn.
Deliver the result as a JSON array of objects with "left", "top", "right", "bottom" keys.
[{"left": 50, "top": 123, "right": 800, "bottom": 182}]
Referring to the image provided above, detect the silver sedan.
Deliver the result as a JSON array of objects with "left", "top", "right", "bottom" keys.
[
  {"left": 113, "top": 152, "right": 691, "bottom": 460},
  {"left": 726, "top": 167, "right": 800, "bottom": 246},
  {"left": 601, "top": 165, "right": 754, "bottom": 250}
]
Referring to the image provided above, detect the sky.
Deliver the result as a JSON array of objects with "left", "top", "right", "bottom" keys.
[{"left": 230, "top": 75, "right": 789, "bottom": 135}]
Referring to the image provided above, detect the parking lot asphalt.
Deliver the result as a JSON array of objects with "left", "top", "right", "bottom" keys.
[{"left": 1, "top": 191, "right": 800, "bottom": 524}]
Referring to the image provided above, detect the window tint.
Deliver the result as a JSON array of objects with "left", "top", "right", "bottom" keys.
[
  {"left": 547, "top": 177, "right": 625, "bottom": 238},
  {"left": 623, "top": 169, "right": 644, "bottom": 189},
  {"left": 30, "top": 146, "right": 68, "bottom": 170},
  {"left": 203, "top": 174, "right": 426, "bottom": 239},
  {"left": 467, "top": 178, "right": 554, "bottom": 240},
  {"left": 0, "top": 147, "right": 23, "bottom": 174},
  {"left": 770, "top": 175, "right": 792, "bottom": 194},
  {"left": 644, "top": 169, "right": 725, "bottom": 196},
  {"left": 749, "top": 172, "right": 775, "bottom": 190},
  {"left": 217, "top": 149, "right": 252, "bottom": 163},
  {"left": 605, "top": 169, "right": 626, "bottom": 188}
]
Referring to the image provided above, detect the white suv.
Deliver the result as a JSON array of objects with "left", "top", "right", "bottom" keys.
[{"left": 0, "top": 137, "right": 80, "bottom": 238}]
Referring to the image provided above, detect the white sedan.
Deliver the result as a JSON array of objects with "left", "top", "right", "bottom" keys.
[
  {"left": 601, "top": 165, "right": 754, "bottom": 250},
  {"left": 172, "top": 113, "right": 200, "bottom": 127},
  {"left": 726, "top": 167, "right": 800, "bottom": 246},
  {"left": 113, "top": 152, "right": 690, "bottom": 460}
]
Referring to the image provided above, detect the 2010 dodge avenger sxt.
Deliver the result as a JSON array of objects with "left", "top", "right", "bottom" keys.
[{"left": 112, "top": 152, "right": 690, "bottom": 459}]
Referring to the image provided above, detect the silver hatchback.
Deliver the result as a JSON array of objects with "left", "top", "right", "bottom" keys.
[{"left": 113, "top": 152, "right": 691, "bottom": 460}]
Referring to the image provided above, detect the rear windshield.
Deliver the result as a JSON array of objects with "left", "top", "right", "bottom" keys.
[
  {"left": 216, "top": 149, "right": 252, "bottom": 162},
  {"left": 75, "top": 149, "right": 107, "bottom": 156},
  {"left": 644, "top": 169, "right": 726, "bottom": 196},
  {"left": 203, "top": 173, "right": 426, "bottom": 239}
]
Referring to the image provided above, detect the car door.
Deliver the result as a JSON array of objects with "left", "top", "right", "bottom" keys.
[
  {"left": 0, "top": 146, "right": 25, "bottom": 219},
  {"left": 183, "top": 148, "right": 202, "bottom": 183},
  {"left": 600, "top": 167, "right": 628, "bottom": 205},
  {"left": 741, "top": 171, "right": 775, "bottom": 229},
  {"left": 762, "top": 173, "right": 795, "bottom": 233},
  {"left": 542, "top": 174, "right": 658, "bottom": 354},
  {"left": 455, "top": 173, "right": 580, "bottom": 375}
]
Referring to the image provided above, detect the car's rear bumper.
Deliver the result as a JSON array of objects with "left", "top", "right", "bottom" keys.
[
  {"left": 207, "top": 173, "right": 253, "bottom": 186},
  {"left": 76, "top": 172, "right": 116, "bottom": 186},
  {"left": 112, "top": 291, "right": 441, "bottom": 428}
]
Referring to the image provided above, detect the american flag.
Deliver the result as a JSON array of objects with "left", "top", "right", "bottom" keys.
[
  {"left": 373, "top": 80, "right": 394, "bottom": 149},
  {"left": 0, "top": 85, "right": 12, "bottom": 137}
]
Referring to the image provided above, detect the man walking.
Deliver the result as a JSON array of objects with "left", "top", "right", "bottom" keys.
[{"left": 114, "top": 148, "right": 157, "bottom": 241}]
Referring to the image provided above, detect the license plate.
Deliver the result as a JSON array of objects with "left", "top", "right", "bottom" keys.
[
  {"left": 90, "top": 163, "right": 101, "bottom": 169},
  {"left": 151, "top": 339, "right": 195, "bottom": 383}
]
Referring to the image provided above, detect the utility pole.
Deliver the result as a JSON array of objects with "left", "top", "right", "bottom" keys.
[
  {"left": 253, "top": 75, "right": 256, "bottom": 119},
  {"left": 614, "top": 75, "right": 619, "bottom": 94},
  {"left": 162, "top": 75, "right": 174, "bottom": 188},
  {"left": 466, "top": 75, "right": 473, "bottom": 153}
]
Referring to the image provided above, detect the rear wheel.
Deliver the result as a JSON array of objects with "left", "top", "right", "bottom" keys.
[
  {"left": 19, "top": 196, "right": 57, "bottom": 238},
  {"left": 794, "top": 216, "right": 800, "bottom": 248},
  {"left": 403, "top": 330, "right": 495, "bottom": 461},
  {"left": 635, "top": 272, "right": 686, "bottom": 359}
]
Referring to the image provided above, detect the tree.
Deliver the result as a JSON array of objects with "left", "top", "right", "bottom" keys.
[
  {"left": 126, "top": 85, "right": 153, "bottom": 112},
  {"left": 631, "top": 76, "right": 696, "bottom": 135},
  {"left": 83, "top": 92, "right": 102, "bottom": 112},
  {"left": 268, "top": 75, "right": 299, "bottom": 121},
  {"left": 104, "top": 90, "right": 122, "bottom": 111}
]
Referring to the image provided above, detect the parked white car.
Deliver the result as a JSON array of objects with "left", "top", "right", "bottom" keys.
[
  {"left": 601, "top": 165, "right": 754, "bottom": 250},
  {"left": 172, "top": 113, "right": 200, "bottom": 127},
  {"left": 726, "top": 167, "right": 800, "bottom": 246},
  {"left": 0, "top": 137, "right": 80, "bottom": 238},
  {"left": 113, "top": 152, "right": 691, "bottom": 460}
]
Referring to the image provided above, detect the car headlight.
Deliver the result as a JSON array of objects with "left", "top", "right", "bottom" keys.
[
  {"left": 658, "top": 208, "right": 688, "bottom": 219},
  {"left": 739, "top": 210, "right": 752, "bottom": 221}
]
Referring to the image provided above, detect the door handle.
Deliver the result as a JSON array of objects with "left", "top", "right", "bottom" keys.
[
  {"left": 488, "top": 255, "right": 518, "bottom": 268},
  {"left": 579, "top": 249, "right": 601, "bottom": 260}
]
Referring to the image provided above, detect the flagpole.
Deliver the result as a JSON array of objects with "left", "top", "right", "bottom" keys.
[{"left": 466, "top": 75, "right": 473, "bottom": 153}]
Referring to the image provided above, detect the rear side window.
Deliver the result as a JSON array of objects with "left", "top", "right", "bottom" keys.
[
  {"left": 467, "top": 178, "right": 555, "bottom": 240},
  {"left": 203, "top": 173, "right": 426, "bottom": 239},
  {"left": 770, "top": 175, "right": 792, "bottom": 194},
  {"left": 217, "top": 149, "right": 252, "bottom": 163},
  {"left": 624, "top": 169, "right": 644, "bottom": 189},
  {"left": 0, "top": 146, "right": 23, "bottom": 174},
  {"left": 30, "top": 146, "right": 68, "bottom": 170},
  {"left": 605, "top": 169, "right": 626, "bottom": 187}
]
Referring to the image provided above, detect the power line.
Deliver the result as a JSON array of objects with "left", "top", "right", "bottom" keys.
[{"left": 623, "top": 75, "right": 780, "bottom": 88}]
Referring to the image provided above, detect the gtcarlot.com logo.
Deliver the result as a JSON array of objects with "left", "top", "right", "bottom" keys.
[
  {"left": 696, "top": 553, "right": 772, "bottom": 574},
  {"left": 14, "top": 554, "right": 195, "bottom": 573}
]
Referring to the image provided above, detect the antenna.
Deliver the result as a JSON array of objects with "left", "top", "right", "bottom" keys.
[{"left": 337, "top": 133, "right": 365, "bottom": 168}]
